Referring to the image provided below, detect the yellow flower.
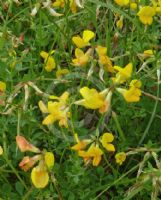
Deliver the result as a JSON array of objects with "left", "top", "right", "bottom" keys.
[
  {"left": 129, "top": 79, "right": 142, "bottom": 88},
  {"left": 56, "top": 69, "right": 69, "bottom": 79},
  {"left": 96, "top": 46, "right": 115, "bottom": 73},
  {"left": 115, "top": 152, "right": 126, "bottom": 165},
  {"left": 0, "top": 146, "right": 3, "bottom": 155},
  {"left": 53, "top": 0, "right": 79, "bottom": 13},
  {"left": 0, "top": 81, "right": 6, "bottom": 92},
  {"left": 117, "top": 87, "right": 141, "bottom": 102},
  {"left": 75, "top": 87, "right": 105, "bottom": 109},
  {"left": 31, "top": 163, "right": 49, "bottom": 188},
  {"left": 72, "top": 48, "right": 91, "bottom": 67},
  {"left": 75, "top": 87, "right": 112, "bottom": 113},
  {"left": 78, "top": 150, "right": 90, "bottom": 165},
  {"left": 69, "top": 0, "right": 77, "bottom": 13},
  {"left": 143, "top": 49, "right": 154, "bottom": 58},
  {"left": 72, "top": 30, "right": 95, "bottom": 48},
  {"left": 17, "top": 135, "right": 55, "bottom": 189},
  {"left": 44, "top": 152, "right": 55, "bottom": 169},
  {"left": 79, "top": 145, "right": 103, "bottom": 166},
  {"left": 71, "top": 133, "right": 91, "bottom": 151},
  {"left": 39, "top": 91, "right": 70, "bottom": 127},
  {"left": 0, "top": 81, "right": 6, "bottom": 106},
  {"left": 100, "top": 133, "right": 115, "bottom": 152},
  {"left": 114, "top": 0, "right": 129, "bottom": 7},
  {"left": 38, "top": 101, "right": 48, "bottom": 113},
  {"left": 30, "top": 154, "right": 53, "bottom": 188},
  {"left": 112, "top": 63, "right": 133, "bottom": 84},
  {"left": 117, "top": 79, "right": 142, "bottom": 102},
  {"left": 151, "top": 0, "right": 161, "bottom": 14},
  {"left": 53, "top": 0, "right": 65, "bottom": 8},
  {"left": 137, "top": 6, "right": 156, "bottom": 25},
  {"left": 71, "top": 141, "right": 88, "bottom": 151},
  {"left": 116, "top": 17, "right": 123, "bottom": 29},
  {"left": 130, "top": 3, "right": 137, "bottom": 10},
  {"left": 40, "top": 51, "right": 56, "bottom": 72},
  {"left": 156, "top": 6, "right": 161, "bottom": 14},
  {"left": 96, "top": 45, "right": 107, "bottom": 56},
  {"left": 88, "top": 145, "right": 103, "bottom": 166}
]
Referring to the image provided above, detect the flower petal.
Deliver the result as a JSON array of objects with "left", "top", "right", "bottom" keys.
[
  {"left": 44, "top": 152, "right": 55, "bottom": 169},
  {"left": 38, "top": 101, "right": 48, "bottom": 113},
  {"left": 0, "top": 146, "right": 3, "bottom": 155},
  {"left": 92, "top": 156, "right": 102, "bottom": 166},
  {"left": 75, "top": 48, "right": 85, "bottom": 58},
  {"left": 16, "top": 136, "right": 40, "bottom": 153},
  {"left": 103, "top": 144, "right": 115, "bottom": 152},
  {"left": 42, "top": 114, "right": 55, "bottom": 125},
  {"left": 102, "top": 132, "right": 114, "bottom": 143},
  {"left": 115, "top": 152, "right": 126, "bottom": 165},
  {"left": 72, "top": 36, "right": 86, "bottom": 48},
  {"left": 31, "top": 166, "right": 49, "bottom": 188},
  {"left": 82, "top": 30, "right": 95, "bottom": 43}
]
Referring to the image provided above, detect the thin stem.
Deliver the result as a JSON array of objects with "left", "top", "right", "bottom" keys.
[
  {"left": 112, "top": 111, "right": 126, "bottom": 142},
  {"left": 103, "top": 154, "right": 117, "bottom": 176},
  {"left": 3, "top": 155, "right": 28, "bottom": 190},
  {"left": 93, "top": 164, "right": 139, "bottom": 199},
  {"left": 51, "top": 172, "right": 64, "bottom": 200},
  {"left": 138, "top": 72, "right": 160, "bottom": 146}
]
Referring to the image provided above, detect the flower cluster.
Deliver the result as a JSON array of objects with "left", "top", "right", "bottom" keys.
[
  {"left": 39, "top": 91, "right": 70, "bottom": 128},
  {"left": 114, "top": 0, "right": 161, "bottom": 25},
  {"left": 71, "top": 132, "right": 126, "bottom": 166},
  {"left": 71, "top": 132, "right": 115, "bottom": 166},
  {"left": 16, "top": 135, "right": 54, "bottom": 188},
  {"left": 17, "top": 28, "right": 142, "bottom": 189},
  {"left": 31, "top": 0, "right": 84, "bottom": 17}
]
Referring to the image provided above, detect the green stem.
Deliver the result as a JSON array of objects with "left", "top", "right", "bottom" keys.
[
  {"left": 3, "top": 155, "right": 28, "bottom": 190},
  {"left": 22, "top": 186, "right": 34, "bottom": 200},
  {"left": 138, "top": 70, "right": 160, "bottom": 146},
  {"left": 103, "top": 154, "right": 117, "bottom": 176},
  {"left": 112, "top": 111, "right": 126, "bottom": 142},
  {"left": 51, "top": 172, "right": 64, "bottom": 200},
  {"left": 93, "top": 164, "right": 139, "bottom": 199}
]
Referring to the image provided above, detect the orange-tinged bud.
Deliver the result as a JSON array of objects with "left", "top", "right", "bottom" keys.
[
  {"left": 16, "top": 136, "right": 40, "bottom": 153},
  {"left": 19, "top": 155, "right": 41, "bottom": 171}
]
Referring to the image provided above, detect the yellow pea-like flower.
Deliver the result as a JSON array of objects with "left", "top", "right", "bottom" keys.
[
  {"left": 0, "top": 81, "right": 6, "bottom": 92},
  {"left": 71, "top": 133, "right": 91, "bottom": 151},
  {"left": 72, "top": 48, "right": 91, "bottom": 67},
  {"left": 116, "top": 79, "right": 142, "bottom": 102},
  {"left": 137, "top": 6, "right": 156, "bottom": 25},
  {"left": 79, "top": 145, "right": 103, "bottom": 166},
  {"left": 115, "top": 152, "right": 126, "bottom": 165},
  {"left": 39, "top": 92, "right": 70, "bottom": 128},
  {"left": 31, "top": 165, "right": 49, "bottom": 188},
  {"left": 44, "top": 152, "right": 55, "bottom": 169},
  {"left": 40, "top": 51, "right": 56, "bottom": 72},
  {"left": 114, "top": 0, "right": 129, "bottom": 7},
  {"left": 75, "top": 87, "right": 105, "bottom": 109},
  {"left": 72, "top": 30, "right": 95, "bottom": 48},
  {"left": 56, "top": 69, "right": 69, "bottom": 79},
  {"left": 96, "top": 46, "right": 114, "bottom": 73},
  {"left": 112, "top": 63, "right": 133, "bottom": 84},
  {"left": 116, "top": 17, "right": 123, "bottom": 29},
  {"left": 100, "top": 133, "right": 115, "bottom": 152},
  {"left": 143, "top": 49, "right": 154, "bottom": 58}
]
